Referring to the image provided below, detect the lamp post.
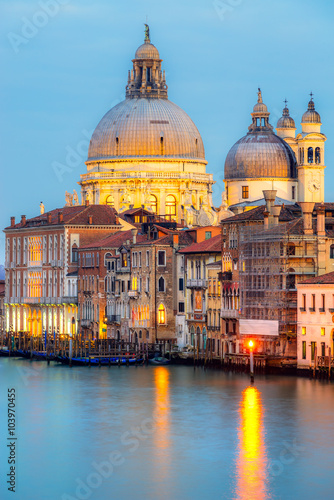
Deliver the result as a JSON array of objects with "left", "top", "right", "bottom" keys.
[{"left": 248, "top": 339, "right": 254, "bottom": 383}]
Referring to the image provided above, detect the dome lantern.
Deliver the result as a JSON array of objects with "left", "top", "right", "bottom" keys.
[
  {"left": 126, "top": 25, "right": 168, "bottom": 99},
  {"left": 301, "top": 93, "right": 321, "bottom": 124},
  {"left": 248, "top": 88, "right": 273, "bottom": 132}
]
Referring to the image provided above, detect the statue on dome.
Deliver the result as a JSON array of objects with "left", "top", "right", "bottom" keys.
[
  {"left": 73, "top": 190, "right": 79, "bottom": 206},
  {"left": 144, "top": 24, "right": 150, "bottom": 42},
  {"left": 65, "top": 191, "right": 73, "bottom": 207},
  {"left": 40, "top": 202, "right": 45, "bottom": 215},
  {"left": 257, "top": 87, "right": 262, "bottom": 103}
]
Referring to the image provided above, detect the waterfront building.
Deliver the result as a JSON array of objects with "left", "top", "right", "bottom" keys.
[
  {"left": 224, "top": 91, "right": 326, "bottom": 208},
  {"left": 297, "top": 271, "right": 334, "bottom": 369},
  {"left": 206, "top": 260, "right": 222, "bottom": 358},
  {"left": 179, "top": 233, "right": 221, "bottom": 353},
  {"left": 4, "top": 205, "right": 122, "bottom": 337},
  {"left": 220, "top": 194, "right": 334, "bottom": 358}
]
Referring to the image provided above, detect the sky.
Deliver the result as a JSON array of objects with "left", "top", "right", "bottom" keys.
[{"left": 1, "top": 0, "right": 334, "bottom": 262}]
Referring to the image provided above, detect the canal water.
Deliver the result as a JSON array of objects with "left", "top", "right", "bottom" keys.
[{"left": 0, "top": 359, "right": 334, "bottom": 500}]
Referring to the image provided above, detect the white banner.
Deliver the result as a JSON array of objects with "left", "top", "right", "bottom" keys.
[{"left": 239, "top": 319, "right": 279, "bottom": 337}]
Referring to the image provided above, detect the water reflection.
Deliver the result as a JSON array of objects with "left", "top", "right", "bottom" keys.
[
  {"left": 153, "top": 366, "right": 170, "bottom": 451},
  {"left": 235, "top": 386, "right": 269, "bottom": 500}
]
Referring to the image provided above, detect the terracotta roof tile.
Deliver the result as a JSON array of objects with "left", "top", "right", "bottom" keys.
[
  {"left": 5, "top": 205, "right": 119, "bottom": 230},
  {"left": 179, "top": 234, "right": 221, "bottom": 254},
  {"left": 299, "top": 271, "right": 334, "bottom": 285}
]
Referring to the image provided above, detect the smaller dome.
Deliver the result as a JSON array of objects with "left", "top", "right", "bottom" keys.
[
  {"left": 253, "top": 102, "right": 268, "bottom": 113},
  {"left": 302, "top": 99, "right": 321, "bottom": 123},
  {"left": 135, "top": 41, "right": 160, "bottom": 60},
  {"left": 277, "top": 106, "right": 295, "bottom": 129}
]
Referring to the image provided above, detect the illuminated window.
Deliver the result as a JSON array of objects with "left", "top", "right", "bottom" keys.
[
  {"left": 311, "top": 342, "right": 316, "bottom": 361},
  {"left": 132, "top": 277, "right": 137, "bottom": 291},
  {"left": 121, "top": 253, "right": 128, "bottom": 267},
  {"left": 242, "top": 186, "right": 249, "bottom": 199},
  {"left": 321, "top": 327, "right": 325, "bottom": 336},
  {"left": 217, "top": 280, "right": 221, "bottom": 296},
  {"left": 158, "top": 304, "right": 166, "bottom": 324},
  {"left": 165, "top": 194, "right": 176, "bottom": 220},
  {"left": 302, "top": 341, "right": 306, "bottom": 359},
  {"left": 302, "top": 326, "right": 306, "bottom": 336}
]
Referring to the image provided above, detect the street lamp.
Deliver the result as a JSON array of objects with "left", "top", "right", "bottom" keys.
[{"left": 248, "top": 339, "right": 255, "bottom": 384}]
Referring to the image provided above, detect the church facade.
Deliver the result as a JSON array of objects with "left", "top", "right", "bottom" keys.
[{"left": 224, "top": 90, "right": 326, "bottom": 208}]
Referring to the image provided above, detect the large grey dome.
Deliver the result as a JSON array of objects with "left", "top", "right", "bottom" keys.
[
  {"left": 224, "top": 132, "right": 297, "bottom": 179},
  {"left": 88, "top": 98, "right": 205, "bottom": 161}
]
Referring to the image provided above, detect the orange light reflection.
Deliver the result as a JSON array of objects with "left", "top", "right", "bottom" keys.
[{"left": 235, "top": 386, "right": 268, "bottom": 500}]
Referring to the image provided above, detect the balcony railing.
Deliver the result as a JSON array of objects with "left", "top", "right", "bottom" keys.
[
  {"left": 186, "top": 279, "right": 208, "bottom": 289},
  {"left": 221, "top": 309, "right": 239, "bottom": 319},
  {"left": 128, "top": 290, "right": 139, "bottom": 298},
  {"left": 106, "top": 315, "right": 121, "bottom": 324}
]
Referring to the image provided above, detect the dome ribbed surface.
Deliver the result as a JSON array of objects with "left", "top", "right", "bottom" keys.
[
  {"left": 135, "top": 42, "right": 160, "bottom": 60},
  {"left": 224, "top": 132, "right": 297, "bottom": 179},
  {"left": 88, "top": 98, "right": 205, "bottom": 161}
]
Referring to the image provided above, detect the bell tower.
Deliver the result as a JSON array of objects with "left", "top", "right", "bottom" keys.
[{"left": 297, "top": 94, "right": 326, "bottom": 203}]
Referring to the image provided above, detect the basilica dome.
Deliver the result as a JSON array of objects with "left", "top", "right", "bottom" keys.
[
  {"left": 224, "top": 90, "right": 297, "bottom": 180},
  {"left": 88, "top": 94, "right": 205, "bottom": 161}
]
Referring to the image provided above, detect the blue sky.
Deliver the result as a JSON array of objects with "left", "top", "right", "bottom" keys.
[{"left": 1, "top": 0, "right": 333, "bottom": 262}]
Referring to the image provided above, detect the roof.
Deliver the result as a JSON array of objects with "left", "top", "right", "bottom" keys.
[
  {"left": 5, "top": 205, "right": 119, "bottom": 230},
  {"left": 80, "top": 230, "right": 134, "bottom": 250},
  {"left": 298, "top": 272, "right": 334, "bottom": 285},
  {"left": 222, "top": 204, "right": 301, "bottom": 224},
  {"left": 0, "top": 280, "right": 5, "bottom": 295},
  {"left": 179, "top": 234, "right": 221, "bottom": 254}
]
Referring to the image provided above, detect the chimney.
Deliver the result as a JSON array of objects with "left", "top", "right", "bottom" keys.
[
  {"left": 173, "top": 233, "right": 179, "bottom": 248},
  {"left": 88, "top": 216, "right": 93, "bottom": 225},
  {"left": 47, "top": 213, "right": 52, "bottom": 224},
  {"left": 10, "top": 216, "right": 15, "bottom": 227},
  {"left": 263, "top": 190, "right": 277, "bottom": 215},
  {"left": 299, "top": 202, "right": 315, "bottom": 235},
  {"left": 21, "top": 215, "right": 26, "bottom": 226},
  {"left": 131, "top": 228, "right": 138, "bottom": 244},
  {"left": 126, "top": 239, "right": 130, "bottom": 246},
  {"left": 316, "top": 205, "right": 326, "bottom": 236},
  {"left": 263, "top": 210, "right": 269, "bottom": 230},
  {"left": 85, "top": 198, "right": 89, "bottom": 207},
  {"left": 272, "top": 206, "right": 281, "bottom": 225},
  {"left": 58, "top": 212, "right": 63, "bottom": 224}
]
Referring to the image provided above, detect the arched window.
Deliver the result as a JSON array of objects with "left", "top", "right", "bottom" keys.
[
  {"left": 149, "top": 194, "right": 157, "bottom": 214},
  {"left": 158, "top": 276, "right": 165, "bottom": 292},
  {"left": 308, "top": 147, "right": 314, "bottom": 164},
  {"left": 315, "top": 147, "right": 321, "bottom": 164},
  {"left": 158, "top": 304, "right": 166, "bottom": 324},
  {"left": 106, "top": 195, "right": 115, "bottom": 207},
  {"left": 165, "top": 194, "right": 176, "bottom": 220}
]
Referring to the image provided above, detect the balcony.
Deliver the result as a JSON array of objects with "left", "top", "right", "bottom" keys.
[
  {"left": 61, "top": 296, "right": 78, "bottom": 304},
  {"left": 81, "top": 319, "right": 92, "bottom": 328},
  {"left": 106, "top": 315, "right": 121, "bottom": 324},
  {"left": 221, "top": 309, "right": 239, "bottom": 319},
  {"left": 128, "top": 290, "right": 139, "bottom": 298},
  {"left": 186, "top": 279, "right": 208, "bottom": 289},
  {"left": 118, "top": 266, "right": 130, "bottom": 273}
]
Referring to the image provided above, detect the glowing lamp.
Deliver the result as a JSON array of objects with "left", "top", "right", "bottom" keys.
[{"left": 248, "top": 340, "right": 254, "bottom": 349}]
